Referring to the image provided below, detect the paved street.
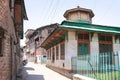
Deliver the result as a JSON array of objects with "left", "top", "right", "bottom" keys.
[{"left": 22, "top": 62, "right": 71, "bottom": 80}]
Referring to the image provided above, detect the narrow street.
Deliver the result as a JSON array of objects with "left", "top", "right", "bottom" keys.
[{"left": 21, "top": 62, "right": 71, "bottom": 80}]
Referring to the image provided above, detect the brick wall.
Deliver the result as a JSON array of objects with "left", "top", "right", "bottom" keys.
[
  {"left": 0, "top": 0, "right": 9, "bottom": 28},
  {"left": 0, "top": 32, "right": 12, "bottom": 80},
  {"left": 0, "top": 0, "right": 21, "bottom": 80},
  {"left": 0, "top": 0, "right": 17, "bottom": 42}
]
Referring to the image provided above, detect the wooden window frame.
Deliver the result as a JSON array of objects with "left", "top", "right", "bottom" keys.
[
  {"left": 60, "top": 41, "right": 65, "bottom": 60},
  {"left": 99, "top": 34, "right": 113, "bottom": 65},
  {"left": 47, "top": 50, "right": 50, "bottom": 60},
  {"left": 99, "top": 34, "right": 113, "bottom": 44},
  {"left": 99, "top": 34, "right": 113, "bottom": 53},
  {"left": 49, "top": 48, "right": 51, "bottom": 60},
  {"left": 56, "top": 45, "right": 59, "bottom": 60},
  {"left": 78, "top": 32, "right": 90, "bottom": 41},
  {"left": 52, "top": 47, "right": 55, "bottom": 63},
  {"left": 78, "top": 32, "right": 90, "bottom": 55}
]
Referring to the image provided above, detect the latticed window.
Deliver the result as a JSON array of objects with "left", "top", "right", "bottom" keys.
[
  {"left": 99, "top": 35, "right": 112, "bottom": 43},
  {"left": 99, "top": 34, "right": 113, "bottom": 53},
  {"left": 99, "top": 34, "right": 113, "bottom": 65},
  {"left": 78, "top": 32, "right": 90, "bottom": 56},
  {"left": 60, "top": 42, "right": 65, "bottom": 60},
  {"left": 78, "top": 33, "right": 89, "bottom": 41},
  {"left": 0, "top": 27, "right": 4, "bottom": 57}
]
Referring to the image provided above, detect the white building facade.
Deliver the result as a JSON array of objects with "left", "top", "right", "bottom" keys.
[{"left": 41, "top": 6, "right": 120, "bottom": 74}]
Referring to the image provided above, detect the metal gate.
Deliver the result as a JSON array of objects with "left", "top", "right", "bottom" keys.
[{"left": 71, "top": 52, "right": 120, "bottom": 80}]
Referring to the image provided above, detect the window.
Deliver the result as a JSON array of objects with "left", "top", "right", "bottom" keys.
[
  {"left": 78, "top": 33, "right": 89, "bottom": 41},
  {"left": 99, "top": 35, "right": 112, "bottom": 43},
  {"left": 99, "top": 34, "right": 113, "bottom": 53},
  {"left": 78, "top": 43, "right": 89, "bottom": 55},
  {"left": 49, "top": 49, "right": 51, "bottom": 60},
  {"left": 78, "top": 32, "right": 90, "bottom": 56},
  {"left": 60, "top": 42, "right": 65, "bottom": 60},
  {"left": 56, "top": 45, "right": 59, "bottom": 60},
  {"left": 0, "top": 28, "right": 4, "bottom": 57},
  {"left": 52, "top": 47, "right": 55, "bottom": 63},
  {"left": 47, "top": 50, "right": 50, "bottom": 60},
  {"left": 99, "top": 34, "right": 113, "bottom": 65}
]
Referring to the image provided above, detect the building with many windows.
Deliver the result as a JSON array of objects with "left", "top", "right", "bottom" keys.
[
  {"left": 25, "top": 29, "right": 35, "bottom": 61},
  {"left": 41, "top": 6, "right": 120, "bottom": 75},
  {"left": 25, "top": 24, "right": 58, "bottom": 63}
]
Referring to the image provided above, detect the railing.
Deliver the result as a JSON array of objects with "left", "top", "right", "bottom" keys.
[{"left": 71, "top": 51, "right": 120, "bottom": 80}]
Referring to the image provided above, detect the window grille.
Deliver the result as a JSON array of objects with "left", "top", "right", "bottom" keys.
[
  {"left": 99, "top": 35, "right": 112, "bottom": 43},
  {"left": 60, "top": 42, "right": 65, "bottom": 60},
  {"left": 78, "top": 33, "right": 89, "bottom": 41}
]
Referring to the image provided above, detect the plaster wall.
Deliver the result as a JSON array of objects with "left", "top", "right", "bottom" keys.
[
  {"left": 65, "top": 31, "right": 77, "bottom": 70},
  {"left": 67, "top": 11, "right": 90, "bottom": 22},
  {"left": 113, "top": 36, "right": 120, "bottom": 52},
  {"left": 90, "top": 33, "right": 99, "bottom": 54},
  {"left": 47, "top": 44, "right": 65, "bottom": 68}
]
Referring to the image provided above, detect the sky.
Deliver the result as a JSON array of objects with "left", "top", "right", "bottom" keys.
[{"left": 20, "top": 0, "right": 120, "bottom": 46}]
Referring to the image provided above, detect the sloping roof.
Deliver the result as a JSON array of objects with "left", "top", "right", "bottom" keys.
[
  {"left": 60, "top": 20, "right": 120, "bottom": 34},
  {"left": 23, "top": 0, "right": 28, "bottom": 20},
  {"left": 41, "top": 20, "right": 120, "bottom": 49},
  {"left": 64, "top": 6, "right": 94, "bottom": 18},
  {"left": 36, "top": 23, "right": 58, "bottom": 31}
]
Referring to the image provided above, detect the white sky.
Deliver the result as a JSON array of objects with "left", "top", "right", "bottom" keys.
[{"left": 20, "top": 0, "right": 120, "bottom": 46}]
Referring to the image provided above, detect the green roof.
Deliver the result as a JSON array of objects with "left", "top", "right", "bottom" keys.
[
  {"left": 73, "top": 19, "right": 90, "bottom": 24},
  {"left": 60, "top": 20, "right": 120, "bottom": 34},
  {"left": 41, "top": 20, "right": 120, "bottom": 49}
]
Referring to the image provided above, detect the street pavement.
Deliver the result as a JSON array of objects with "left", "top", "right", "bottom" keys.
[{"left": 22, "top": 62, "right": 71, "bottom": 80}]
